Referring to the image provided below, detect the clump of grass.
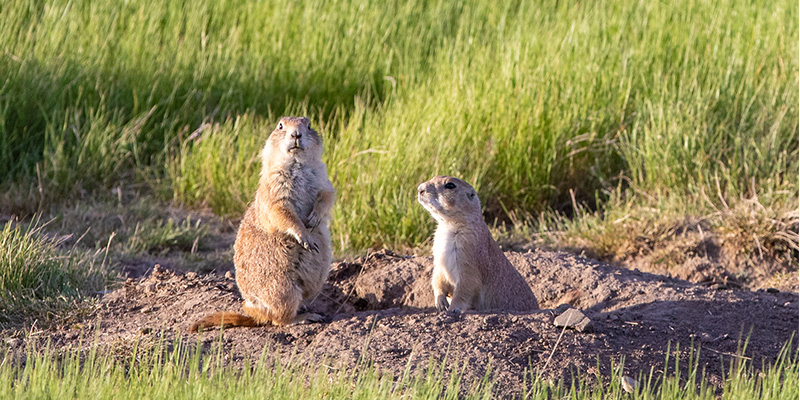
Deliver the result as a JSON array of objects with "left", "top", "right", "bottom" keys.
[
  {"left": 1, "top": 337, "right": 796, "bottom": 399},
  {"left": 0, "top": 219, "right": 112, "bottom": 329}
]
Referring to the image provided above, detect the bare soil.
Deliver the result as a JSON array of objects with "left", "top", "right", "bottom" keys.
[{"left": 47, "top": 249, "right": 797, "bottom": 396}]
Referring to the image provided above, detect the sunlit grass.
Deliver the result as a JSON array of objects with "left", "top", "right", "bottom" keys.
[
  {"left": 0, "top": 337, "right": 795, "bottom": 399},
  {"left": 1, "top": 0, "right": 797, "bottom": 256}
]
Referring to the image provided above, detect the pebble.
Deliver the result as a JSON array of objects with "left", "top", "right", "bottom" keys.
[
  {"left": 225, "top": 271, "right": 234, "bottom": 280},
  {"left": 554, "top": 308, "right": 594, "bottom": 333}
]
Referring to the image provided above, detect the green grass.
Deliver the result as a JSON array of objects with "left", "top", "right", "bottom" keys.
[
  {"left": 1, "top": 0, "right": 796, "bottom": 255},
  {"left": 0, "top": 338, "right": 796, "bottom": 399},
  {"left": 0, "top": 2, "right": 795, "bottom": 396},
  {"left": 0, "top": 219, "right": 112, "bottom": 329}
]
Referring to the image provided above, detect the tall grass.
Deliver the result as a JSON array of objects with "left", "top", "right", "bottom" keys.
[
  {"left": 1, "top": 0, "right": 796, "bottom": 253},
  {"left": 0, "top": 338, "right": 796, "bottom": 399},
  {"left": 0, "top": 337, "right": 492, "bottom": 400}
]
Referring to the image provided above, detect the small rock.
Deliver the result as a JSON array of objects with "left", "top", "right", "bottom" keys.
[
  {"left": 766, "top": 288, "right": 780, "bottom": 294},
  {"left": 140, "top": 306, "right": 155, "bottom": 314},
  {"left": 621, "top": 376, "right": 639, "bottom": 393},
  {"left": 225, "top": 271, "right": 234, "bottom": 280},
  {"left": 554, "top": 308, "right": 594, "bottom": 333}
]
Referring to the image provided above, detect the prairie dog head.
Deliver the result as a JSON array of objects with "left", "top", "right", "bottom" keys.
[
  {"left": 417, "top": 176, "right": 481, "bottom": 224},
  {"left": 262, "top": 117, "right": 322, "bottom": 166}
]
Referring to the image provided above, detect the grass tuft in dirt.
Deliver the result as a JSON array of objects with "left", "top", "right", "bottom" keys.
[{"left": 0, "top": 219, "right": 113, "bottom": 330}]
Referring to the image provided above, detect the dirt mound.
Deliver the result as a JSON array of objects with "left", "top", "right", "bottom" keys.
[{"left": 52, "top": 249, "right": 797, "bottom": 396}]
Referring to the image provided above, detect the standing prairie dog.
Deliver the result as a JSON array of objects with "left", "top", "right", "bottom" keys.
[
  {"left": 417, "top": 176, "right": 538, "bottom": 313},
  {"left": 189, "top": 117, "right": 334, "bottom": 332}
]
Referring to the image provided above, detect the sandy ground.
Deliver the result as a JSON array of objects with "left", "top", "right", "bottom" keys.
[{"left": 37, "top": 247, "right": 798, "bottom": 396}]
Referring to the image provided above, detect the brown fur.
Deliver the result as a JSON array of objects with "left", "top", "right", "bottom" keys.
[
  {"left": 417, "top": 176, "right": 539, "bottom": 312},
  {"left": 189, "top": 117, "right": 334, "bottom": 332}
]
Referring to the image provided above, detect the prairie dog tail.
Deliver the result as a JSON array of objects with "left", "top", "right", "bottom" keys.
[{"left": 188, "top": 312, "right": 259, "bottom": 333}]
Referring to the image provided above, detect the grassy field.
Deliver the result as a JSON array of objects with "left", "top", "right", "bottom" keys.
[
  {"left": 1, "top": 0, "right": 796, "bottom": 254},
  {"left": 0, "top": 0, "right": 797, "bottom": 397},
  {"left": 1, "top": 338, "right": 796, "bottom": 399}
]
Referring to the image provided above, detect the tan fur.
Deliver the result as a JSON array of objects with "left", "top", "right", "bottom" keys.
[
  {"left": 417, "top": 176, "right": 538, "bottom": 312},
  {"left": 189, "top": 117, "right": 334, "bottom": 332}
]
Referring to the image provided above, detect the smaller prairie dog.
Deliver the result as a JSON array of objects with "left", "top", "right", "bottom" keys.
[{"left": 417, "top": 176, "right": 539, "bottom": 312}]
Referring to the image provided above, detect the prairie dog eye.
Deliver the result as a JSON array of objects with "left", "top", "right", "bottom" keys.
[
  {"left": 444, "top": 182, "right": 456, "bottom": 189},
  {"left": 278, "top": 122, "right": 284, "bottom": 130}
]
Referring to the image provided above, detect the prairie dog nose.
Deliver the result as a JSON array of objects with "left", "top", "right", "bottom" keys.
[
  {"left": 417, "top": 183, "right": 426, "bottom": 195},
  {"left": 290, "top": 129, "right": 302, "bottom": 139}
]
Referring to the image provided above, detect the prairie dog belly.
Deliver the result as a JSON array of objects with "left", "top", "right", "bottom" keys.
[{"left": 433, "top": 224, "right": 462, "bottom": 287}]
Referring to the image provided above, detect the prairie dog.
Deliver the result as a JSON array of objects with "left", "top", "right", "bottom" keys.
[
  {"left": 190, "top": 117, "right": 334, "bottom": 332},
  {"left": 417, "top": 176, "right": 538, "bottom": 313}
]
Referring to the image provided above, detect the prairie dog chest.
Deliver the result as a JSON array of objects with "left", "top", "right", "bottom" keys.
[
  {"left": 272, "top": 162, "right": 319, "bottom": 218},
  {"left": 432, "top": 224, "right": 465, "bottom": 284}
]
